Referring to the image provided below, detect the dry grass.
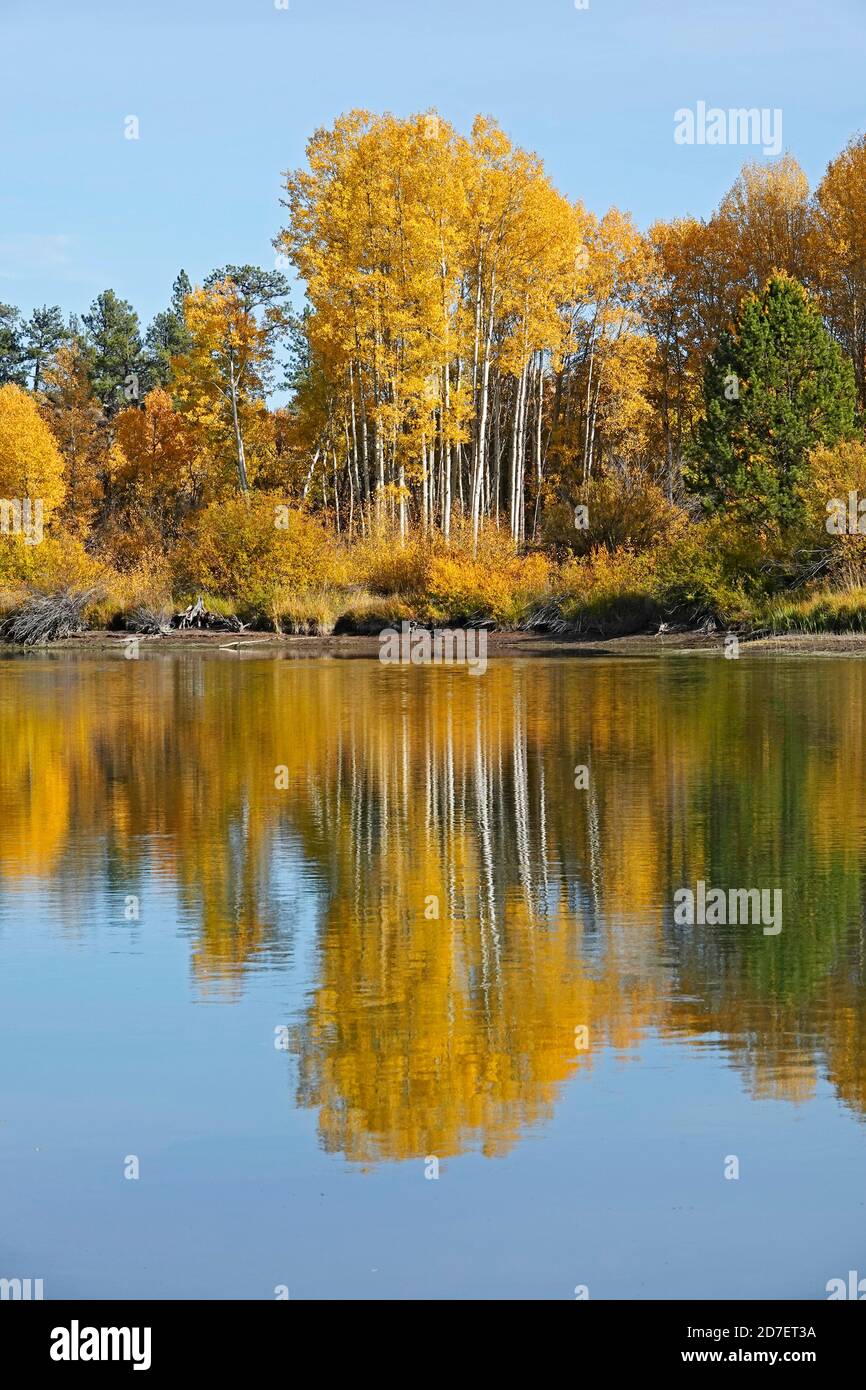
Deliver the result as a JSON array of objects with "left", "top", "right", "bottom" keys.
[{"left": 762, "top": 587, "right": 866, "bottom": 633}]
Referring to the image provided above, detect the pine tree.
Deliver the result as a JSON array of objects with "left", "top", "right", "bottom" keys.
[
  {"left": 22, "top": 305, "right": 67, "bottom": 393},
  {"left": 145, "top": 270, "right": 193, "bottom": 387},
  {"left": 0, "top": 304, "right": 26, "bottom": 387},
  {"left": 82, "top": 290, "right": 144, "bottom": 416},
  {"left": 690, "top": 273, "right": 857, "bottom": 528}
]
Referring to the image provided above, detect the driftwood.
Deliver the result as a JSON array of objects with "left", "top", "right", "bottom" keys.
[
  {"left": 171, "top": 597, "right": 247, "bottom": 632},
  {"left": 124, "top": 606, "right": 171, "bottom": 635},
  {"left": 1, "top": 587, "right": 102, "bottom": 645},
  {"left": 521, "top": 598, "right": 570, "bottom": 634}
]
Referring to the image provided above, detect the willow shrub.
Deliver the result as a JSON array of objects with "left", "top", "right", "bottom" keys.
[
  {"left": 0, "top": 529, "right": 112, "bottom": 632},
  {"left": 551, "top": 547, "right": 659, "bottom": 635},
  {"left": 357, "top": 533, "right": 435, "bottom": 597},
  {"left": 649, "top": 516, "right": 770, "bottom": 625},
  {"left": 355, "top": 523, "right": 551, "bottom": 627},
  {"left": 175, "top": 493, "right": 340, "bottom": 623},
  {"left": 542, "top": 473, "right": 682, "bottom": 557},
  {"left": 0, "top": 528, "right": 106, "bottom": 592}
]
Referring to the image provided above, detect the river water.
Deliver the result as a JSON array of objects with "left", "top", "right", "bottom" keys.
[{"left": 1, "top": 652, "right": 864, "bottom": 1298}]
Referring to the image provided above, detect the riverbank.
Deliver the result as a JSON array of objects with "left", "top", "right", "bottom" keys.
[{"left": 9, "top": 628, "right": 866, "bottom": 657}]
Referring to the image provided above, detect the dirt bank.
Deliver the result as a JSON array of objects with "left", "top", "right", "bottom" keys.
[{"left": 5, "top": 628, "right": 866, "bottom": 658}]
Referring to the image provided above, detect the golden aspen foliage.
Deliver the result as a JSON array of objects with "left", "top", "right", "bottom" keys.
[
  {"left": 0, "top": 382, "right": 66, "bottom": 519},
  {"left": 173, "top": 277, "right": 283, "bottom": 495},
  {"left": 815, "top": 134, "right": 866, "bottom": 409},
  {"left": 716, "top": 155, "right": 813, "bottom": 292}
]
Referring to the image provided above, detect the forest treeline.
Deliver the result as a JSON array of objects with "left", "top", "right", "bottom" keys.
[{"left": 3, "top": 109, "right": 866, "bottom": 634}]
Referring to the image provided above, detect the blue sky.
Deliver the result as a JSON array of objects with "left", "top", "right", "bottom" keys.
[{"left": 2, "top": 0, "right": 865, "bottom": 329}]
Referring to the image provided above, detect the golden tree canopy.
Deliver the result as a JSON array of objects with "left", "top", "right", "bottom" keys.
[{"left": 0, "top": 382, "right": 66, "bottom": 520}]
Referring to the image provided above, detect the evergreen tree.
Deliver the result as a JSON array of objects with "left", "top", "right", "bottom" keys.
[
  {"left": 23, "top": 304, "right": 67, "bottom": 393},
  {"left": 82, "top": 289, "right": 144, "bottom": 415},
  {"left": 145, "top": 269, "right": 193, "bottom": 387},
  {"left": 0, "top": 303, "right": 26, "bottom": 387},
  {"left": 690, "top": 273, "right": 857, "bottom": 528}
]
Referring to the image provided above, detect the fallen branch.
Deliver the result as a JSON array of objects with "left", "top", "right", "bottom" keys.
[{"left": 1, "top": 586, "right": 103, "bottom": 645}]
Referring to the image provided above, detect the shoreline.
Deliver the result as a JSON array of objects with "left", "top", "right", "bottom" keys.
[{"left": 4, "top": 629, "right": 866, "bottom": 657}]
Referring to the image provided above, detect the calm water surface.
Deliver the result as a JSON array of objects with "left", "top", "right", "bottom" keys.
[{"left": 1, "top": 652, "right": 865, "bottom": 1299}]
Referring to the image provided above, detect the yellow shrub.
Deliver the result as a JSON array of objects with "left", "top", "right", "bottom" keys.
[
  {"left": 355, "top": 533, "right": 435, "bottom": 595},
  {"left": 427, "top": 535, "right": 551, "bottom": 626},
  {"left": 0, "top": 528, "right": 106, "bottom": 593},
  {"left": 352, "top": 522, "right": 551, "bottom": 626},
  {"left": 805, "top": 442, "right": 866, "bottom": 586},
  {"left": 558, "top": 546, "right": 654, "bottom": 600},
  {"left": 538, "top": 545, "right": 660, "bottom": 635},
  {"left": 175, "top": 492, "right": 337, "bottom": 618}
]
